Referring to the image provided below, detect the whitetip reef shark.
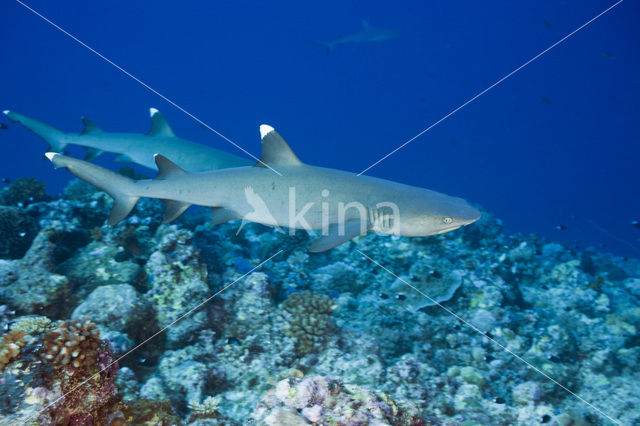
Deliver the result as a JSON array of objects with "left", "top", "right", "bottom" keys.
[
  {"left": 45, "top": 125, "right": 480, "bottom": 252},
  {"left": 314, "top": 20, "right": 401, "bottom": 55},
  {"left": 3, "top": 109, "right": 251, "bottom": 172}
]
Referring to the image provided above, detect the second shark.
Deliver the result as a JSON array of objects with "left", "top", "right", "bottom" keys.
[{"left": 4, "top": 108, "right": 251, "bottom": 172}]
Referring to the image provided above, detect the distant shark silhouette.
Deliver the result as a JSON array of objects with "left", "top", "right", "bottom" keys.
[
  {"left": 45, "top": 124, "right": 480, "bottom": 252},
  {"left": 3, "top": 109, "right": 251, "bottom": 172},
  {"left": 314, "top": 20, "right": 401, "bottom": 55}
]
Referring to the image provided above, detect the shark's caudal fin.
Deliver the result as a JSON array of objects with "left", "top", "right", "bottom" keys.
[
  {"left": 46, "top": 152, "right": 140, "bottom": 225},
  {"left": 4, "top": 110, "right": 68, "bottom": 152}
]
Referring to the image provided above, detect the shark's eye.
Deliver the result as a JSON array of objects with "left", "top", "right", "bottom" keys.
[{"left": 442, "top": 217, "right": 453, "bottom": 225}]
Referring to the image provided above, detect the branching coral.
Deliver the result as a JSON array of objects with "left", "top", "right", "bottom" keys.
[
  {"left": 42, "top": 317, "right": 101, "bottom": 370},
  {"left": 0, "top": 329, "right": 26, "bottom": 371},
  {"left": 188, "top": 395, "right": 222, "bottom": 420},
  {"left": 11, "top": 315, "right": 55, "bottom": 335},
  {"left": 278, "top": 291, "right": 336, "bottom": 355}
]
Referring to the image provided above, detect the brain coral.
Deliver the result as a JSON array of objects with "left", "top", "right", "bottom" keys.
[{"left": 278, "top": 291, "right": 336, "bottom": 355}]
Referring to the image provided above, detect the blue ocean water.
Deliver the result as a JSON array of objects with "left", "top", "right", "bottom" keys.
[{"left": 1, "top": 0, "right": 638, "bottom": 256}]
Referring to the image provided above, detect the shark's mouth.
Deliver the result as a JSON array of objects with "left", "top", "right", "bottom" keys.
[{"left": 434, "top": 225, "right": 462, "bottom": 235}]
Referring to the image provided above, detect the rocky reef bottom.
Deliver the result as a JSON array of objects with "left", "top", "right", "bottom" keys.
[{"left": 0, "top": 177, "right": 639, "bottom": 425}]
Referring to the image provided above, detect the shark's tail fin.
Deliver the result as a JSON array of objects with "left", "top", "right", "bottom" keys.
[
  {"left": 3, "top": 110, "right": 68, "bottom": 152},
  {"left": 312, "top": 40, "right": 333, "bottom": 55},
  {"left": 46, "top": 152, "right": 140, "bottom": 225}
]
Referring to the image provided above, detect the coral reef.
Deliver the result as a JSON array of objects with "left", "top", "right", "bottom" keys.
[
  {"left": 1, "top": 178, "right": 639, "bottom": 425},
  {"left": 145, "top": 225, "right": 210, "bottom": 348},
  {"left": 71, "top": 283, "right": 155, "bottom": 346},
  {"left": 278, "top": 290, "right": 336, "bottom": 355},
  {"left": 10, "top": 315, "right": 55, "bottom": 335},
  {"left": 0, "top": 206, "right": 38, "bottom": 259},
  {"left": 0, "top": 177, "right": 47, "bottom": 207},
  {"left": 42, "top": 317, "right": 102, "bottom": 370},
  {"left": 0, "top": 315, "right": 126, "bottom": 424},
  {"left": 0, "top": 330, "right": 26, "bottom": 371},
  {"left": 254, "top": 375, "right": 426, "bottom": 425},
  {"left": 0, "top": 228, "right": 70, "bottom": 315},
  {"left": 188, "top": 395, "right": 221, "bottom": 420}
]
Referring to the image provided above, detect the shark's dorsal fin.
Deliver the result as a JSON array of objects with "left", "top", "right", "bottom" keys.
[
  {"left": 80, "top": 117, "right": 102, "bottom": 135},
  {"left": 146, "top": 108, "right": 175, "bottom": 137},
  {"left": 154, "top": 154, "right": 187, "bottom": 179},
  {"left": 255, "top": 125, "right": 303, "bottom": 168}
]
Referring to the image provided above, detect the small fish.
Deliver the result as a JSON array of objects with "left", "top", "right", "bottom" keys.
[
  {"left": 556, "top": 225, "right": 567, "bottom": 231},
  {"left": 601, "top": 51, "right": 613, "bottom": 58},
  {"left": 0, "top": 123, "right": 8, "bottom": 130},
  {"left": 541, "top": 97, "right": 551, "bottom": 105},
  {"left": 542, "top": 19, "right": 552, "bottom": 29},
  {"left": 632, "top": 220, "right": 640, "bottom": 230},
  {"left": 1, "top": 178, "right": 10, "bottom": 184}
]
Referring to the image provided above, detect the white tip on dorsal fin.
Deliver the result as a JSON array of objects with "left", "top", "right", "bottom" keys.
[
  {"left": 45, "top": 152, "right": 57, "bottom": 161},
  {"left": 2, "top": 110, "right": 10, "bottom": 115},
  {"left": 255, "top": 124, "right": 303, "bottom": 168},
  {"left": 80, "top": 117, "right": 102, "bottom": 135},
  {"left": 146, "top": 109, "right": 175, "bottom": 137},
  {"left": 154, "top": 154, "right": 187, "bottom": 179},
  {"left": 260, "top": 124, "right": 274, "bottom": 139}
]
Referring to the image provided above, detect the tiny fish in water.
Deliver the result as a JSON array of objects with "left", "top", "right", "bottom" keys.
[
  {"left": 541, "top": 97, "right": 551, "bottom": 105},
  {"left": 542, "top": 19, "right": 552, "bottom": 29},
  {"left": 0, "top": 123, "right": 8, "bottom": 130},
  {"left": 632, "top": 220, "right": 640, "bottom": 230},
  {"left": 556, "top": 225, "right": 567, "bottom": 231}
]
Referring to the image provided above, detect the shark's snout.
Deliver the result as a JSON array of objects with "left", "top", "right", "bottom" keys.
[{"left": 457, "top": 204, "right": 482, "bottom": 225}]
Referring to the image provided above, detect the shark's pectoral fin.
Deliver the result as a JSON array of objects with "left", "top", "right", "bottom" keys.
[
  {"left": 114, "top": 153, "right": 133, "bottom": 163},
  {"left": 83, "top": 147, "right": 103, "bottom": 161},
  {"left": 161, "top": 199, "right": 191, "bottom": 223},
  {"left": 309, "top": 219, "right": 368, "bottom": 253},
  {"left": 211, "top": 207, "right": 240, "bottom": 226},
  {"left": 109, "top": 195, "right": 140, "bottom": 226}
]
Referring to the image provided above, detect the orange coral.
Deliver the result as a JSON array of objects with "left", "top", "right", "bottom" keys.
[
  {"left": 0, "top": 329, "right": 26, "bottom": 371},
  {"left": 42, "top": 317, "right": 101, "bottom": 370}
]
